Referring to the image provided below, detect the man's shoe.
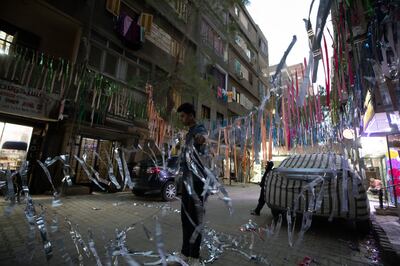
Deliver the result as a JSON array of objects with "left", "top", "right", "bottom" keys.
[
  {"left": 167, "top": 252, "right": 188, "bottom": 265},
  {"left": 250, "top": 210, "right": 260, "bottom": 216},
  {"left": 188, "top": 258, "right": 205, "bottom": 266}
]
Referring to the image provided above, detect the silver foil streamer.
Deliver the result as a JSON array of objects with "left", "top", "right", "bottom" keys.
[
  {"left": 137, "top": 144, "right": 158, "bottom": 168},
  {"left": 201, "top": 226, "right": 270, "bottom": 265},
  {"left": 147, "top": 142, "right": 159, "bottom": 167},
  {"left": 122, "top": 151, "right": 134, "bottom": 190},
  {"left": 0, "top": 180, "right": 5, "bottom": 189},
  {"left": 37, "top": 160, "right": 62, "bottom": 207},
  {"left": 36, "top": 209, "right": 53, "bottom": 260},
  {"left": 114, "top": 148, "right": 126, "bottom": 189},
  {"left": 66, "top": 218, "right": 85, "bottom": 265},
  {"left": 60, "top": 155, "right": 74, "bottom": 186},
  {"left": 74, "top": 155, "right": 106, "bottom": 191},
  {"left": 4, "top": 168, "right": 17, "bottom": 215},
  {"left": 88, "top": 229, "right": 103, "bottom": 266},
  {"left": 86, "top": 162, "right": 111, "bottom": 186},
  {"left": 105, "top": 151, "right": 121, "bottom": 189},
  {"left": 154, "top": 216, "right": 167, "bottom": 266},
  {"left": 112, "top": 225, "right": 140, "bottom": 266},
  {"left": 18, "top": 161, "right": 29, "bottom": 202},
  {"left": 142, "top": 222, "right": 154, "bottom": 241}
]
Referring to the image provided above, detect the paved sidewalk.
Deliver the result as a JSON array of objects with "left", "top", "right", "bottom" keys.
[
  {"left": 0, "top": 184, "right": 383, "bottom": 265},
  {"left": 370, "top": 198, "right": 400, "bottom": 266}
]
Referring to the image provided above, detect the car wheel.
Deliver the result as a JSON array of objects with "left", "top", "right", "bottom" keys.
[
  {"left": 162, "top": 181, "right": 177, "bottom": 201},
  {"left": 356, "top": 219, "right": 372, "bottom": 235},
  {"left": 132, "top": 190, "right": 145, "bottom": 197}
]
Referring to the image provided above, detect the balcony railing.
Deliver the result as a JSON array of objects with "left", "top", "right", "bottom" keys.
[{"left": 0, "top": 40, "right": 148, "bottom": 124}]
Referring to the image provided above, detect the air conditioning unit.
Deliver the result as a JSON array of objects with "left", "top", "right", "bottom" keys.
[{"left": 238, "top": 72, "right": 244, "bottom": 80}]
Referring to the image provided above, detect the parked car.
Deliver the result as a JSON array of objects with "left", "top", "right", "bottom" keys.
[
  {"left": 131, "top": 156, "right": 182, "bottom": 201},
  {"left": 265, "top": 153, "right": 371, "bottom": 233}
]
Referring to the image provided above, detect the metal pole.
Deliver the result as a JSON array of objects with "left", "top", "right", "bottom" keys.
[
  {"left": 379, "top": 189, "right": 384, "bottom": 209},
  {"left": 386, "top": 135, "right": 398, "bottom": 207}
]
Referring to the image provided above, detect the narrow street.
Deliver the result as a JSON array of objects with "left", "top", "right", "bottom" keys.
[
  {"left": 0, "top": 0, "right": 399, "bottom": 265},
  {"left": 0, "top": 185, "right": 382, "bottom": 266}
]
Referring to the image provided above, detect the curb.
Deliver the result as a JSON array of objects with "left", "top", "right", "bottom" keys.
[{"left": 371, "top": 216, "right": 400, "bottom": 266}]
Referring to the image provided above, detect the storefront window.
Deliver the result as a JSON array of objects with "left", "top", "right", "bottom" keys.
[
  {"left": 72, "top": 136, "right": 120, "bottom": 184},
  {"left": 0, "top": 122, "right": 33, "bottom": 170},
  {"left": 386, "top": 135, "right": 400, "bottom": 206}
]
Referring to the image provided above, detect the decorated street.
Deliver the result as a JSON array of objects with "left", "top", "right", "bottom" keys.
[
  {"left": 1, "top": 0, "right": 400, "bottom": 265},
  {"left": 0, "top": 185, "right": 382, "bottom": 266}
]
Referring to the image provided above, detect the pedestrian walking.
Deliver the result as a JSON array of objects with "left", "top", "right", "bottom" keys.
[
  {"left": 251, "top": 161, "right": 274, "bottom": 216},
  {"left": 177, "top": 103, "right": 207, "bottom": 266}
]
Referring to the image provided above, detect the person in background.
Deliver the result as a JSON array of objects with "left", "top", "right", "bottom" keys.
[
  {"left": 177, "top": 103, "right": 207, "bottom": 266},
  {"left": 251, "top": 161, "right": 274, "bottom": 216},
  {"left": 368, "top": 177, "right": 382, "bottom": 195}
]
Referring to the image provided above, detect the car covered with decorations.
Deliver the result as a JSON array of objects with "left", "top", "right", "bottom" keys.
[{"left": 265, "top": 153, "right": 371, "bottom": 232}]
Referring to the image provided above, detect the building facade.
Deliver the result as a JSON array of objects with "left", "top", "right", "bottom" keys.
[{"left": 0, "top": 0, "right": 269, "bottom": 192}]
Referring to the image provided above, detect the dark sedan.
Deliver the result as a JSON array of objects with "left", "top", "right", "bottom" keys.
[{"left": 131, "top": 156, "right": 182, "bottom": 201}]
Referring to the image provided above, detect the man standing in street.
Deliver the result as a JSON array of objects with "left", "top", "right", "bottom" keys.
[
  {"left": 177, "top": 103, "right": 208, "bottom": 266},
  {"left": 251, "top": 161, "right": 274, "bottom": 216}
]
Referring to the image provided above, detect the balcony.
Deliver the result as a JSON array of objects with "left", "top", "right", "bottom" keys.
[
  {"left": 228, "top": 101, "right": 250, "bottom": 116},
  {"left": 0, "top": 43, "right": 64, "bottom": 121},
  {"left": 230, "top": 69, "right": 259, "bottom": 100},
  {"left": 0, "top": 41, "right": 148, "bottom": 126},
  {"left": 231, "top": 41, "right": 258, "bottom": 74}
]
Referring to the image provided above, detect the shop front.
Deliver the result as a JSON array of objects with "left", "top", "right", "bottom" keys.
[
  {"left": 361, "top": 112, "right": 400, "bottom": 206},
  {"left": 0, "top": 121, "right": 33, "bottom": 170}
]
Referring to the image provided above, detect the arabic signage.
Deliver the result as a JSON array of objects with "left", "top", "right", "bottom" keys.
[{"left": 0, "top": 82, "right": 60, "bottom": 121}]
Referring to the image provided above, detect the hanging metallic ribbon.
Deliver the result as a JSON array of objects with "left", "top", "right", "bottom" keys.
[
  {"left": 74, "top": 155, "right": 105, "bottom": 191},
  {"left": 37, "top": 160, "right": 62, "bottom": 207}
]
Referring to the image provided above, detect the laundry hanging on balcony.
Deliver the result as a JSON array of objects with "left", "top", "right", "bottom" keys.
[
  {"left": 217, "top": 86, "right": 228, "bottom": 102},
  {"left": 116, "top": 12, "right": 145, "bottom": 50}
]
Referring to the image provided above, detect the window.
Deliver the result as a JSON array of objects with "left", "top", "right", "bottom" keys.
[
  {"left": 235, "top": 34, "right": 252, "bottom": 61},
  {"left": 259, "top": 39, "right": 268, "bottom": 55},
  {"left": 88, "top": 31, "right": 151, "bottom": 85},
  {"left": 234, "top": 60, "right": 241, "bottom": 74},
  {"left": 147, "top": 23, "right": 184, "bottom": 60},
  {"left": 249, "top": 72, "right": 253, "bottom": 85},
  {"left": 258, "top": 81, "right": 266, "bottom": 98},
  {"left": 106, "top": 0, "right": 121, "bottom": 16},
  {"left": 239, "top": 12, "right": 249, "bottom": 30},
  {"left": 217, "top": 112, "right": 224, "bottom": 125},
  {"left": 126, "top": 59, "right": 150, "bottom": 85},
  {"left": 234, "top": 5, "right": 240, "bottom": 16},
  {"left": 200, "top": 20, "right": 225, "bottom": 58},
  {"left": 0, "top": 31, "right": 14, "bottom": 55},
  {"left": 167, "top": 0, "right": 188, "bottom": 21},
  {"left": 231, "top": 86, "right": 237, "bottom": 102},
  {"left": 91, "top": 30, "right": 107, "bottom": 45},
  {"left": 234, "top": 59, "right": 249, "bottom": 80},
  {"left": 88, "top": 45, "right": 103, "bottom": 70},
  {"left": 171, "top": 88, "right": 182, "bottom": 109},
  {"left": 214, "top": 67, "right": 226, "bottom": 91},
  {"left": 147, "top": 24, "right": 172, "bottom": 54},
  {"left": 104, "top": 52, "right": 118, "bottom": 76},
  {"left": 239, "top": 93, "right": 253, "bottom": 110},
  {"left": 201, "top": 105, "right": 210, "bottom": 119},
  {"left": 171, "top": 39, "right": 185, "bottom": 62}
]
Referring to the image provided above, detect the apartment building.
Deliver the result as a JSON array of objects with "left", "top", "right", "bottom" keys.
[{"left": 0, "top": 0, "right": 269, "bottom": 192}]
